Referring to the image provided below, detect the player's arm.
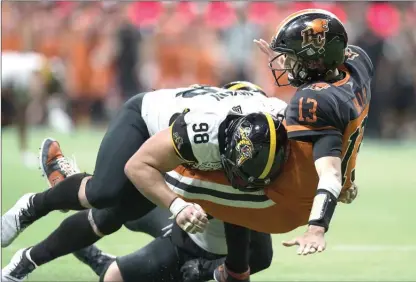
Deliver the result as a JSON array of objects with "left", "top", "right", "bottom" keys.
[
  {"left": 282, "top": 89, "right": 345, "bottom": 254},
  {"left": 124, "top": 114, "right": 208, "bottom": 233},
  {"left": 125, "top": 128, "right": 184, "bottom": 209},
  {"left": 346, "top": 45, "right": 375, "bottom": 78},
  {"left": 308, "top": 134, "right": 343, "bottom": 232},
  {"left": 285, "top": 89, "right": 344, "bottom": 231}
]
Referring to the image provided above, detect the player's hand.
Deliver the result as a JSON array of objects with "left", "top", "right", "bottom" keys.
[
  {"left": 338, "top": 183, "right": 358, "bottom": 204},
  {"left": 176, "top": 203, "right": 209, "bottom": 234},
  {"left": 253, "top": 38, "right": 283, "bottom": 68},
  {"left": 282, "top": 225, "right": 326, "bottom": 255}
]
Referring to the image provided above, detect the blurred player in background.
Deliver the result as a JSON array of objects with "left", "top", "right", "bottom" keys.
[{"left": 1, "top": 51, "right": 73, "bottom": 168}]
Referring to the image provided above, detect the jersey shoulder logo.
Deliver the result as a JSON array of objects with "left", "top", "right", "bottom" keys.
[
  {"left": 345, "top": 48, "right": 359, "bottom": 60},
  {"left": 232, "top": 105, "right": 242, "bottom": 114},
  {"left": 172, "top": 132, "right": 184, "bottom": 150},
  {"left": 303, "top": 82, "right": 331, "bottom": 91},
  {"left": 301, "top": 18, "right": 329, "bottom": 50}
]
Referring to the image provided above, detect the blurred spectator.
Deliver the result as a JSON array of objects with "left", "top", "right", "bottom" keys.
[{"left": 2, "top": 1, "right": 416, "bottom": 139}]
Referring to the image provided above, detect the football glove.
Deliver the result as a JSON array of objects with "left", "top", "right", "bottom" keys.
[{"left": 338, "top": 183, "right": 358, "bottom": 204}]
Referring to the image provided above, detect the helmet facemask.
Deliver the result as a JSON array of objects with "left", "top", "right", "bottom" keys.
[{"left": 269, "top": 48, "right": 314, "bottom": 87}]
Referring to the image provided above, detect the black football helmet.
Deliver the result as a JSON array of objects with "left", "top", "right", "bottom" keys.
[
  {"left": 222, "top": 81, "right": 267, "bottom": 97},
  {"left": 269, "top": 9, "right": 348, "bottom": 87},
  {"left": 221, "top": 112, "right": 288, "bottom": 192}
]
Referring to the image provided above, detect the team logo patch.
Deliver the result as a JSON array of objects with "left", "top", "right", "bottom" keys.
[
  {"left": 301, "top": 18, "right": 329, "bottom": 51},
  {"left": 235, "top": 125, "right": 254, "bottom": 166},
  {"left": 345, "top": 48, "right": 359, "bottom": 60},
  {"left": 173, "top": 132, "right": 184, "bottom": 150},
  {"left": 303, "top": 82, "right": 331, "bottom": 91},
  {"left": 232, "top": 105, "right": 242, "bottom": 114}
]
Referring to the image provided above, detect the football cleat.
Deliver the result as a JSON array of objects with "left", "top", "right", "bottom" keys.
[
  {"left": 1, "top": 248, "right": 37, "bottom": 282},
  {"left": 1, "top": 193, "right": 37, "bottom": 248},
  {"left": 39, "top": 137, "right": 80, "bottom": 213},
  {"left": 72, "top": 245, "right": 115, "bottom": 276},
  {"left": 181, "top": 257, "right": 223, "bottom": 282},
  {"left": 39, "top": 137, "right": 80, "bottom": 187}
]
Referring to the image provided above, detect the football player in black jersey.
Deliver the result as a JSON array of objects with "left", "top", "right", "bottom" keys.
[{"left": 215, "top": 9, "right": 373, "bottom": 282}]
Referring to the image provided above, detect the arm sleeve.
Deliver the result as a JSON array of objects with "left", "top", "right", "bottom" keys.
[
  {"left": 170, "top": 112, "right": 198, "bottom": 163},
  {"left": 284, "top": 88, "right": 343, "bottom": 142},
  {"left": 346, "top": 45, "right": 375, "bottom": 78},
  {"left": 170, "top": 110, "right": 219, "bottom": 164},
  {"left": 312, "top": 134, "right": 343, "bottom": 161}
]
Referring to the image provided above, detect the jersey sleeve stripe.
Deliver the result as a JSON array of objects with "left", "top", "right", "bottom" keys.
[
  {"left": 170, "top": 122, "right": 187, "bottom": 161},
  {"left": 165, "top": 173, "right": 271, "bottom": 204},
  {"left": 259, "top": 113, "right": 277, "bottom": 179},
  {"left": 173, "top": 166, "right": 230, "bottom": 185},
  {"left": 352, "top": 98, "right": 363, "bottom": 114},
  {"left": 170, "top": 113, "right": 198, "bottom": 163}
]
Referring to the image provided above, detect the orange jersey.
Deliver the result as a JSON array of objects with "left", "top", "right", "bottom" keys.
[
  {"left": 167, "top": 45, "right": 374, "bottom": 234},
  {"left": 167, "top": 139, "right": 318, "bottom": 234}
]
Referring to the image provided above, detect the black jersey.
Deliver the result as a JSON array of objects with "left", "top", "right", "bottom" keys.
[{"left": 284, "top": 45, "right": 374, "bottom": 189}]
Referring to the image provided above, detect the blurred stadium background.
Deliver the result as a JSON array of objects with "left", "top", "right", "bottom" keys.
[{"left": 1, "top": 1, "right": 416, "bottom": 281}]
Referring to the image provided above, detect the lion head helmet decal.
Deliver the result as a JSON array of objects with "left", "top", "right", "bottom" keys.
[{"left": 301, "top": 18, "right": 329, "bottom": 50}]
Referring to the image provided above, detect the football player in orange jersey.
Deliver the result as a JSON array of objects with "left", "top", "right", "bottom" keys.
[{"left": 208, "top": 9, "right": 372, "bottom": 281}]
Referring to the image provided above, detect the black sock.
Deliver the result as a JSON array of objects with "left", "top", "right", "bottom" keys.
[
  {"left": 32, "top": 173, "right": 89, "bottom": 216},
  {"left": 224, "top": 223, "right": 251, "bottom": 273},
  {"left": 30, "top": 210, "right": 101, "bottom": 266}
]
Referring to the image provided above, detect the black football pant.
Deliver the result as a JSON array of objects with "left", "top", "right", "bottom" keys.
[
  {"left": 114, "top": 218, "right": 273, "bottom": 282},
  {"left": 85, "top": 92, "right": 156, "bottom": 235},
  {"left": 29, "top": 93, "right": 160, "bottom": 266}
]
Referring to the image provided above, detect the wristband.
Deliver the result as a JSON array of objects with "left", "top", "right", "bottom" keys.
[
  {"left": 169, "top": 197, "right": 192, "bottom": 218},
  {"left": 308, "top": 189, "right": 337, "bottom": 232}
]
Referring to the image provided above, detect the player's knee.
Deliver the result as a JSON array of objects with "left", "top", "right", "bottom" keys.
[
  {"left": 123, "top": 220, "right": 142, "bottom": 232},
  {"left": 102, "top": 261, "right": 123, "bottom": 282},
  {"left": 258, "top": 246, "right": 273, "bottom": 271},
  {"left": 91, "top": 209, "right": 123, "bottom": 236},
  {"left": 85, "top": 178, "right": 122, "bottom": 209},
  {"left": 249, "top": 234, "right": 273, "bottom": 274},
  {"left": 249, "top": 248, "right": 273, "bottom": 274}
]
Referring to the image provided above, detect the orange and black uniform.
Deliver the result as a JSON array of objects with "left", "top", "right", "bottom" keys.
[
  {"left": 285, "top": 45, "right": 373, "bottom": 191},
  {"left": 169, "top": 45, "right": 374, "bottom": 279},
  {"left": 170, "top": 45, "right": 374, "bottom": 234}
]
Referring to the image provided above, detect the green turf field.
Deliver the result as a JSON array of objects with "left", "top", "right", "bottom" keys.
[{"left": 2, "top": 127, "right": 416, "bottom": 281}]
